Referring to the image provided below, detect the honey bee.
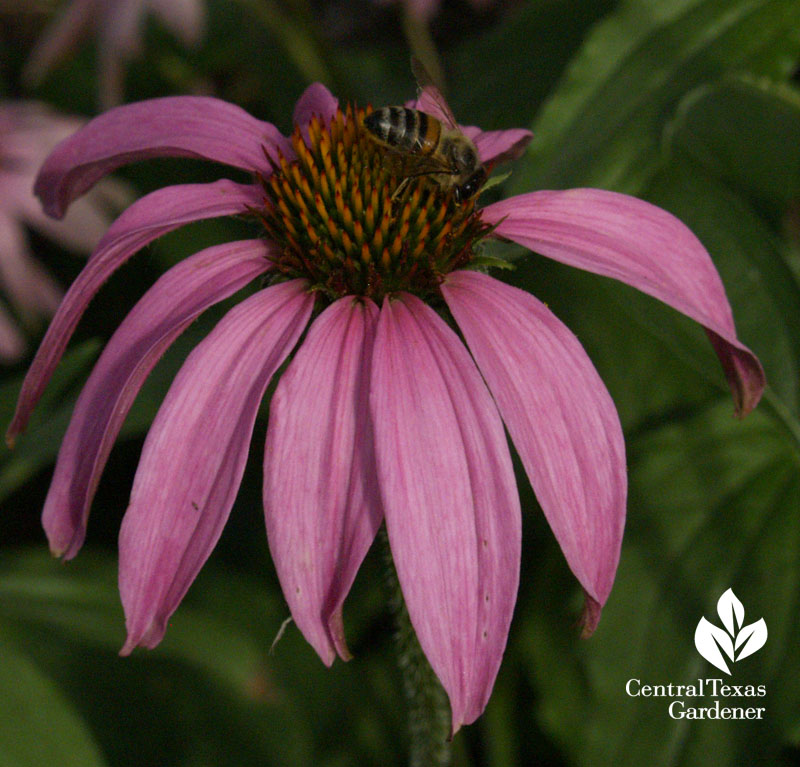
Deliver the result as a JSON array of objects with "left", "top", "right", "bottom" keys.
[{"left": 363, "top": 59, "right": 486, "bottom": 203}]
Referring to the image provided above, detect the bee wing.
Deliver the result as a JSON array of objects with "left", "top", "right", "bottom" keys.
[{"left": 411, "top": 56, "right": 459, "bottom": 131}]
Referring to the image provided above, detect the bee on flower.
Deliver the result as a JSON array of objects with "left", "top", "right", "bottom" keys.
[{"left": 7, "top": 75, "right": 763, "bottom": 734}]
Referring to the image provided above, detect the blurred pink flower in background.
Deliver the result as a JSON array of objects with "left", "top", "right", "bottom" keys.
[
  {"left": 0, "top": 101, "right": 130, "bottom": 362},
  {"left": 381, "top": 0, "right": 496, "bottom": 23},
  {"left": 23, "top": 0, "right": 206, "bottom": 108}
]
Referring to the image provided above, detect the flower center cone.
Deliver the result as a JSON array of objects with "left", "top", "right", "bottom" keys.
[{"left": 255, "top": 105, "right": 490, "bottom": 304}]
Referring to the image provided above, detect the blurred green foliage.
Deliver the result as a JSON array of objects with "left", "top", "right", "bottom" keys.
[{"left": 2, "top": 0, "right": 799, "bottom": 765}]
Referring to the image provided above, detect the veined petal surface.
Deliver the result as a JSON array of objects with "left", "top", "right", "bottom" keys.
[
  {"left": 44, "top": 239, "right": 273, "bottom": 560},
  {"left": 442, "top": 271, "right": 626, "bottom": 628},
  {"left": 264, "top": 297, "right": 382, "bottom": 665},
  {"left": 482, "top": 188, "right": 764, "bottom": 415},
  {"left": 293, "top": 83, "right": 339, "bottom": 130},
  {"left": 371, "top": 293, "right": 521, "bottom": 733},
  {"left": 119, "top": 279, "right": 313, "bottom": 654},
  {"left": 6, "top": 179, "right": 263, "bottom": 444},
  {"left": 35, "top": 96, "right": 289, "bottom": 218},
  {"left": 461, "top": 126, "right": 532, "bottom": 166}
]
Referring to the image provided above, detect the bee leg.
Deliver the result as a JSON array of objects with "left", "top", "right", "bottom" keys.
[{"left": 391, "top": 177, "right": 411, "bottom": 201}]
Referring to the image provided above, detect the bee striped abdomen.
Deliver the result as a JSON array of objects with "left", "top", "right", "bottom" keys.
[{"left": 364, "top": 107, "right": 441, "bottom": 154}]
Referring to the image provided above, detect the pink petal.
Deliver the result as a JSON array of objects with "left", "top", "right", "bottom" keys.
[
  {"left": 0, "top": 303, "right": 26, "bottom": 363},
  {"left": 6, "top": 180, "right": 262, "bottom": 445},
  {"left": 35, "top": 97, "right": 289, "bottom": 218},
  {"left": 404, "top": 0, "right": 439, "bottom": 22},
  {"left": 482, "top": 188, "right": 765, "bottom": 416},
  {"left": 264, "top": 297, "right": 382, "bottom": 665},
  {"left": 101, "top": 0, "right": 145, "bottom": 57},
  {"left": 371, "top": 293, "right": 521, "bottom": 734},
  {"left": 442, "top": 271, "right": 626, "bottom": 621},
  {"left": 293, "top": 83, "right": 339, "bottom": 129},
  {"left": 43, "top": 239, "right": 273, "bottom": 560},
  {"left": 0, "top": 216, "right": 62, "bottom": 318},
  {"left": 7, "top": 168, "right": 126, "bottom": 254},
  {"left": 119, "top": 279, "right": 313, "bottom": 654},
  {"left": 461, "top": 126, "right": 533, "bottom": 166}
]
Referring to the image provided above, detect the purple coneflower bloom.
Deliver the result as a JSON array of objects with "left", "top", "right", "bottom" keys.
[
  {"left": 23, "top": 0, "right": 205, "bottom": 109},
  {"left": 7, "top": 83, "right": 763, "bottom": 732},
  {"left": 0, "top": 101, "right": 130, "bottom": 362}
]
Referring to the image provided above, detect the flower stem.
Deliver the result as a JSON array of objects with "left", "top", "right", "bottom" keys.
[
  {"left": 233, "top": 0, "right": 340, "bottom": 89},
  {"left": 380, "top": 527, "right": 452, "bottom": 767},
  {"left": 401, "top": 6, "right": 446, "bottom": 94}
]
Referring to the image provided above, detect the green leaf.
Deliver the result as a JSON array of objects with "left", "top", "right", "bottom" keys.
[
  {"left": 665, "top": 75, "right": 800, "bottom": 210},
  {"left": 0, "top": 550, "right": 273, "bottom": 697},
  {"left": 529, "top": 399, "right": 800, "bottom": 766},
  {"left": 514, "top": 0, "right": 800, "bottom": 195},
  {"left": 0, "top": 550, "right": 315, "bottom": 765},
  {"left": 448, "top": 0, "right": 616, "bottom": 128},
  {"left": 0, "top": 629, "right": 107, "bottom": 767}
]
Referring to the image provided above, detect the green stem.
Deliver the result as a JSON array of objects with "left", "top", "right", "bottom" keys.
[
  {"left": 401, "top": 6, "right": 446, "bottom": 93},
  {"left": 233, "top": 0, "right": 338, "bottom": 87},
  {"left": 380, "top": 528, "right": 452, "bottom": 767}
]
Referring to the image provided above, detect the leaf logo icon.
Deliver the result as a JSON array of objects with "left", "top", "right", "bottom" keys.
[{"left": 694, "top": 589, "right": 767, "bottom": 674}]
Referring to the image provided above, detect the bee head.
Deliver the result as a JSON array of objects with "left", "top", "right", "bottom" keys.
[{"left": 453, "top": 166, "right": 487, "bottom": 203}]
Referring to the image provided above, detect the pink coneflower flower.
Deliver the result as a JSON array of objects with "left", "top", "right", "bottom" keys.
[
  {"left": 23, "top": 0, "right": 206, "bottom": 109},
  {"left": 0, "top": 101, "right": 130, "bottom": 362},
  {"left": 7, "top": 83, "right": 763, "bottom": 732}
]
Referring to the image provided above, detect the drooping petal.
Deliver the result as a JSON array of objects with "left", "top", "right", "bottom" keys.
[
  {"left": 293, "top": 83, "right": 339, "bottom": 130},
  {"left": 264, "top": 297, "right": 382, "bottom": 665},
  {"left": 403, "top": 0, "right": 439, "bottom": 23},
  {"left": 35, "top": 97, "right": 289, "bottom": 218},
  {"left": 482, "top": 188, "right": 765, "bottom": 416},
  {"left": 442, "top": 270, "right": 626, "bottom": 627},
  {"left": 44, "top": 239, "right": 273, "bottom": 560},
  {"left": 461, "top": 126, "right": 532, "bottom": 166},
  {"left": 101, "top": 0, "right": 146, "bottom": 57},
  {"left": 119, "top": 279, "right": 313, "bottom": 654},
  {"left": 6, "top": 179, "right": 263, "bottom": 444},
  {"left": 6, "top": 168, "right": 124, "bottom": 254},
  {"left": 371, "top": 293, "right": 521, "bottom": 734},
  {"left": 0, "top": 303, "right": 26, "bottom": 363}
]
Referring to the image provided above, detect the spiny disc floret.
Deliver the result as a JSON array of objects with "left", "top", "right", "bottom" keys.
[{"left": 255, "top": 105, "right": 490, "bottom": 303}]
